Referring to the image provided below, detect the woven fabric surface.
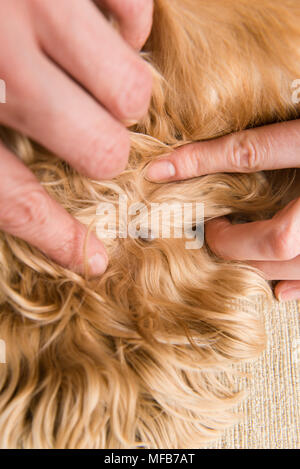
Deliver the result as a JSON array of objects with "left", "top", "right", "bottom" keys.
[{"left": 203, "top": 298, "right": 300, "bottom": 449}]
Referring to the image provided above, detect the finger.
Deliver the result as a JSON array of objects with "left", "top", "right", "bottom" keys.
[
  {"left": 249, "top": 257, "right": 300, "bottom": 281},
  {"left": 274, "top": 280, "right": 300, "bottom": 301},
  {"left": 97, "top": 0, "right": 154, "bottom": 50},
  {"left": 0, "top": 143, "right": 108, "bottom": 276},
  {"left": 249, "top": 262, "right": 300, "bottom": 301},
  {"left": 33, "top": 0, "right": 152, "bottom": 123},
  {"left": 0, "top": 49, "right": 130, "bottom": 180},
  {"left": 205, "top": 197, "right": 300, "bottom": 261},
  {"left": 146, "top": 120, "right": 300, "bottom": 182}
]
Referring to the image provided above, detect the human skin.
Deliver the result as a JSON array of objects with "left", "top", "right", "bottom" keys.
[
  {"left": 0, "top": 0, "right": 153, "bottom": 276},
  {"left": 146, "top": 120, "right": 300, "bottom": 301}
]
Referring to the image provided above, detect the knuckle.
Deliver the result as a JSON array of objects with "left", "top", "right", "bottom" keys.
[
  {"left": 230, "top": 132, "right": 260, "bottom": 172},
  {"left": 74, "top": 125, "right": 130, "bottom": 179},
  {"left": 117, "top": 60, "right": 152, "bottom": 118},
  {"left": 48, "top": 220, "right": 84, "bottom": 269},
  {"left": 100, "top": 127, "right": 130, "bottom": 176},
  {"left": 0, "top": 185, "right": 50, "bottom": 235},
  {"left": 270, "top": 224, "right": 298, "bottom": 261},
  {"left": 178, "top": 146, "right": 201, "bottom": 178},
  {"left": 109, "top": 125, "right": 130, "bottom": 158}
]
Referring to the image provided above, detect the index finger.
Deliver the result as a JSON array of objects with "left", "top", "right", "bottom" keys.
[{"left": 146, "top": 120, "right": 300, "bottom": 182}]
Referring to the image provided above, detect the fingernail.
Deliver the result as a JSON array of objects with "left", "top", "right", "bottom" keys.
[
  {"left": 277, "top": 289, "right": 300, "bottom": 301},
  {"left": 146, "top": 160, "right": 176, "bottom": 181},
  {"left": 88, "top": 253, "right": 108, "bottom": 276}
]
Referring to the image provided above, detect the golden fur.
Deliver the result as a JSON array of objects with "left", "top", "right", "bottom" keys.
[{"left": 0, "top": 0, "right": 300, "bottom": 448}]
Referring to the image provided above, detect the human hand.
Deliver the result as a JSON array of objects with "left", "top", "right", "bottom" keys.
[
  {"left": 0, "top": 0, "right": 153, "bottom": 275},
  {"left": 146, "top": 120, "right": 300, "bottom": 300}
]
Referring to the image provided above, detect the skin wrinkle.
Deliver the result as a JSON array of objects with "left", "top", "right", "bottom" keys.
[
  {"left": 0, "top": 0, "right": 300, "bottom": 449},
  {"left": 231, "top": 133, "right": 260, "bottom": 172}
]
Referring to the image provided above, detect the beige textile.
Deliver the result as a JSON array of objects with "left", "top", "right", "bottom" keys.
[{"left": 203, "top": 298, "right": 300, "bottom": 449}]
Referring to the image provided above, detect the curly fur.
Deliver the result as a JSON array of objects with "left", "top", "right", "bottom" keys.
[{"left": 0, "top": 0, "right": 300, "bottom": 448}]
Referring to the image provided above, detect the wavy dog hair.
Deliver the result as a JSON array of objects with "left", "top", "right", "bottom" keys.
[{"left": 0, "top": 0, "right": 300, "bottom": 449}]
